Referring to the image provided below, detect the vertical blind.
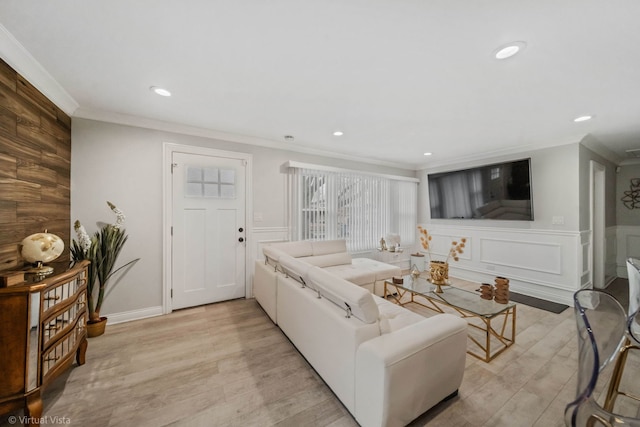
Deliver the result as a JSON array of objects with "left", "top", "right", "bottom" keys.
[{"left": 288, "top": 164, "right": 417, "bottom": 252}]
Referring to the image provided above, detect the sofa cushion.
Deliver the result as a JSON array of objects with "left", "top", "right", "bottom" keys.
[
  {"left": 300, "top": 252, "right": 353, "bottom": 268},
  {"left": 374, "top": 296, "right": 424, "bottom": 334},
  {"left": 323, "top": 264, "right": 376, "bottom": 286},
  {"left": 351, "top": 258, "right": 402, "bottom": 281},
  {"left": 279, "top": 254, "right": 314, "bottom": 288},
  {"left": 312, "top": 239, "right": 348, "bottom": 256},
  {"left": 307, "top": 267, "right": 380, "bottom": 324}
]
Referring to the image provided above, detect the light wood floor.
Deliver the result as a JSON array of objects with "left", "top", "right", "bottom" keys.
[{"left": 1, "top": 278, "right": 636, "bottom": 427}]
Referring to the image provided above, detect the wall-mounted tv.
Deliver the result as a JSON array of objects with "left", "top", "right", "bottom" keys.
[{"left": 428, "top": 158, "right": 533, "bottom": 221}]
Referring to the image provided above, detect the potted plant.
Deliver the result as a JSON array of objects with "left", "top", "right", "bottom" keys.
[{"left": 70, "top": 201, "right": 140, "bottom": 337}]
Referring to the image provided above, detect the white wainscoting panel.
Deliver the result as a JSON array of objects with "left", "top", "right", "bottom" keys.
[
  {"left": 418, "top": 224, "right": 583, "bottom": 306},
  {"left": 479, "top": 238, "right": 562, "bottom": 274},
  {"left": 253, "top": 227, "right": 289, "bottom": 261},
  {"left": 617, "top": 226, "right": 640, "bottom": 277},
  {"left": 626, "top": 235, "right": 640, "bottom": 258},
  {"left": 605, "top": 226, "right": 618, "bottom": 285}
]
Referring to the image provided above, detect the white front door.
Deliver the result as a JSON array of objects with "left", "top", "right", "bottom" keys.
[{"left": 171, "top": 151, "right": 247, "bottom": 309}]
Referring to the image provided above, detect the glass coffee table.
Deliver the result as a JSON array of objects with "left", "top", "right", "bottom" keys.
[{"left": 384, "top": 274, "right": 516, "bottom": 362}]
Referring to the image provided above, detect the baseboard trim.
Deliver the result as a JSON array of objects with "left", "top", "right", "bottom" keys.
[{"left": 105, "top": 306, "right": 164, "bottom": 325}]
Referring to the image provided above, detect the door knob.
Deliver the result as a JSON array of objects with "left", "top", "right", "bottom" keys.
[
  {"left": 238, "top": 237, "right": 244, "bottom": 242},
  {"left": 238, "top": 227, "right": 244, "bottom": 232}
]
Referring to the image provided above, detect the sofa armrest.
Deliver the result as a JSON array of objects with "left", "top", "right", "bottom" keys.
[
  {"left": 253, "top": 261, "right": 279, "bottom": 324},
  {"left": 354, "top": 314, "right": 467, "bottom": 427}
]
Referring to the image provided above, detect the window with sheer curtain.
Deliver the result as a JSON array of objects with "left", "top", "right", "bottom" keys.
[{"left": 287, "top": 163, "right": 418, "bottom": 252}]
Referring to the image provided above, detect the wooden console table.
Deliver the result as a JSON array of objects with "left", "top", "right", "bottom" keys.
[{"left": 0, "top": 261, "right": 89, "bottom": 426}]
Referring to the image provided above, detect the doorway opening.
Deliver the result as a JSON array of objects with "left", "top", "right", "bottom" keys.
[{"left": 590, "top": 160, "right": 606, "bottom": 289}]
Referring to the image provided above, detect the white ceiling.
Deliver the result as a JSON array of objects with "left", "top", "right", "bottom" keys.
[{"left": 1, "top": 0, "right": 640, "bottom": 169}]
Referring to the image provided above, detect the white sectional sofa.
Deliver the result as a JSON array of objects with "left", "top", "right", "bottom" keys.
[
  {"left": 253, "top": 240, "right": 468, "bottom": 427},
  {"left": 255, "top": 240, "right": 401, "bottom": 324},
  {"left": 255, "top": 240, "right": 402, "bottom": 323}
]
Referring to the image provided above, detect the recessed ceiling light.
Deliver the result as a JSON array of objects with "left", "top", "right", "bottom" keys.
[
  {"left": 494, "top": 41, "right": 527, "bottom": 60},
  {"left": 333, "top": 131, "right": 344, "bottom": 136},
  {"left": 574, "top": 115, "right": 593, "bottom": 122},
  {"left": 423, "top": 152, "right": 432, "bottom": 156},
  {"left": 150, "top": 86, "right": 171, "bottom": 97},
  {"left": 284, "top": 135, "right": 295, "bottom": 141}
]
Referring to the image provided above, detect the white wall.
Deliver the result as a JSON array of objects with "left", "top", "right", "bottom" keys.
[
  {"left": 71, "top": 118, "right": 415, "bottom": 322},
  {"left": 71, "top": 117, "right": 630, "bottom": 313},
  {"left": 416, "top": 143, "right": 588, "bottom": 305},
  {"left": 418, "top": 143, "right": 581, "bottom": 230}
]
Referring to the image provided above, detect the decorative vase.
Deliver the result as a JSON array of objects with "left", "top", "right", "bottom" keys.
[
  {"left": 495, "top": 276, "right": 509, "bottom": 287},
  {"left": 410, "top": 253, "right": 425, "bottom": 271},
  {"left": 480, "top": 283, "right": 494, "bottom": 300},
  {"left": 87, "top": 316, "right": 107, "bottom": 338},
  {"left": 494, "top": 276, "right": 510, "bottom": 304},
  {"left": 429, "top": 260, "right": 449, "bottom": 293}
]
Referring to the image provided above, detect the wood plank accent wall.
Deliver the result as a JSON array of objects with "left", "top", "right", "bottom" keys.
[{"left": 0, "top": 58, "right": 71, "bottom": 272}]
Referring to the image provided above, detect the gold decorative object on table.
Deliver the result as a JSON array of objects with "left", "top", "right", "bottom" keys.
[
  {"left": 410, "top": 264, "right": 421, "bottom": 280},
  {"left": 429, "top": 260, "right": 449, "bottom": 292},
  {"left": 20, "top": 230, "right": 65, "bottom": 279},
  {"left": 480, "top": 283, "right": 494, "bottom": 300},
  {"left": 417, "top": 226, "right": 466, "bottom": 293},
  {"left": 494, "top": 276, "right": 510, "bottom": 304}
]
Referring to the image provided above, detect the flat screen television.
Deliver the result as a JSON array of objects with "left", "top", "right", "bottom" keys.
[{"left": 428, "top": 158, "right": 533, "bottom": 221}]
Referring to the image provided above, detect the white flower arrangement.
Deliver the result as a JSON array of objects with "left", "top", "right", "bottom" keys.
[
  {"left": 73, "top": 221, "right": 92, "bottom": 254},
  {"left": 70, "top": 201, "right": 139, "bottom": 323},
  {"left": 107, "top": 201, "right": 126, "bottom": 229}
]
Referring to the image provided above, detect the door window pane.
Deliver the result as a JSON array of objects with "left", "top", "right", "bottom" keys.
[
  {"left": 220, "top": 169, "right": 235, "bottom": 184},
  {"left": 203, "top": 167, "right": 219, "bottom": 182},
  {"left": 186, "top": 165, "right": 236, "bottom": 199}
]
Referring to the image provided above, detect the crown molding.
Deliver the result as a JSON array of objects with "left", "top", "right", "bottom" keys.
[
  {"left": 74, "top": 107, "right": 416, "bottom": 171},
  {"left": 620, "top": 158, "right": 640, "bottom": 166},
  {"left": 284, "top": 161, "right": 419, "bottom": 182},
  {"left": 580, "top": 134, "right": 624, "bottom": 165},
  {"left": 0, "top": 24, "right": 79, "bottom": 115},
  {"left": 416, "top": 136, "right": 583, "bottom": 171}
]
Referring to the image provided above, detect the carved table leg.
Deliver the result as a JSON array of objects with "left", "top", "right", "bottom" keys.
[{"left": 76, "top": 336, "right": 88, "bottom": 365}]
